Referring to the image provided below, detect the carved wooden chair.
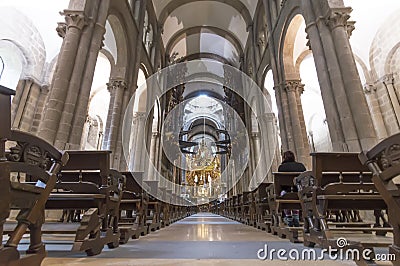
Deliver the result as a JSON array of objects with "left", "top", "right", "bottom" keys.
[
  {"left": 1, "top": 130, "right": 68, "bottom": 266},
  {"left": 360, "top": 134, "right": 400, "bottom": 265}
]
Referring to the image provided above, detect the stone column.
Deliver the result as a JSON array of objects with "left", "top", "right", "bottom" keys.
[
  {"left": 260, "top": 112, "right": 280, "bottom": 177},
  {"left": 129, "top": 112, "right": 146, "bottom": 172},
  {"left": 67, "top": 23, "right": 108, "bottom": 149},
  {"left": 102, "top": 84, "right": 117, "bottom": 150},
  {"left": 149, "top": 132, "right": 160, "bottom": 181},
  {"left": 11, "top": 79, "right": 29, "bottom": 125},
  {"left": 113, "top": 0, "right": 147, "bottom": 170},
  {"left": 106, "top": 79, "right": 128, "bottom": 155},
  {"left": 11, "top": 78, "right": 39, "bottom": 131},
  {"left": 11, "top": 78, "right": 46, "bottom": 133},
  {"left": 327, "top": 8, "right": 377, "bottom": 149},
  {"left": 249, "top": 132, "right": 262, "bottom": 189},
  {"left": 31, "top": 85, "right": 49, "bottom": 133},
  {"left": 146, "top": 132, "right": 160, "bottom": 181},
  {"left": 364, "top": 84, "right": 388, "bottom": 141},
  {"left": 382, "top": 74, "right": 400, "bottom": 128},
  {"left": 39, "top": 10, "right": 87, "bottom": 146},
  {"left": 295, "top": 83, "right": 311, "bottom": 166},
  {"left": 283, "top": 80, "right": 309, "bottom": 165},
  {"left": 277, "top": 84, "right": 295, "bottom": 152},
  {"left": 301, "top": 0, "right": 354, "bottom": 151}
]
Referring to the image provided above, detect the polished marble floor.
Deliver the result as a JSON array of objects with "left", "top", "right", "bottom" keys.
[{"left": 34, "top": 213, "right": 360, "bottom": 265}]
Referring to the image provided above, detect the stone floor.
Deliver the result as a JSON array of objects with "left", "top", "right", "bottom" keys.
[{"left": 18, "top": 213, "right": 366, "bottom": 265}]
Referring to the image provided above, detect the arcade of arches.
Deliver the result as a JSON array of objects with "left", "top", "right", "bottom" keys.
[{"left": 1, "top": 0, "right": 400, "bottom": 265}]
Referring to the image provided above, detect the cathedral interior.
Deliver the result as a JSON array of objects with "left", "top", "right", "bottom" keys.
[{"left": 1, "top": 0, "right": 400, "bottom": 265}]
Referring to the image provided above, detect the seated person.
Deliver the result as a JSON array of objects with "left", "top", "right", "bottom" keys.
[
  {"left": 278, "top": 150, "right": 306, "bottom": 172},
  {"left": 280, "top": 189, "right": 300, "bottom": 227},
  {"left": 278, "top": 151, "right": 306, "bottom": 227}
]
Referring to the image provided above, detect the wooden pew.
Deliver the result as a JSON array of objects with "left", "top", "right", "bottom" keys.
[
  {"left": 159, "top": 188, "right": 171, "bottom": 226},
  {"left": 146, "top": 196, "right": 162, "bottom": 233},
  {"left": 232, "top": 195, "right": 239, "bottom": 221},
  {"left": 237, "top": 193, "right": 244, "bottom": 223},
  {"left": 1, "top": 85, "right": 69, "bottom": 266},
  {"left": 37, "top": 150, "right": 124, "bottom": 256},
  {"left": 0, "top": 85, "right": 12, "bottom": 247},
  {"left": 254, "top": 183, "right": 272, "bottom": 232},
  {"left": 295, "top": 152, "right": 392, "bottom": 254},
  {"left": 359, "top": 133, "right": 400, "bottom": 265},
  {"left": 244, "top": 191, "right": 256, "bottom": 226},
  {"left": 119, "top": 171, "right": 148, "bottom": 243},
  {"left": 267, "top": 172, "right": 303, "bottom": 243}
]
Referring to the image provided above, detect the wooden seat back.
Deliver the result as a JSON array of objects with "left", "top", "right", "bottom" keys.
[
  {"left": 359, "top": 133, "right": 400, "bottom": 252},
  {"left": 1, "top": 85, "right": 69, "bottom": 265}
]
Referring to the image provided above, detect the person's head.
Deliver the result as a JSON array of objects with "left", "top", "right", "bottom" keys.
[{"left": 282, "top": 150, "right": 295, "bottom": 163}]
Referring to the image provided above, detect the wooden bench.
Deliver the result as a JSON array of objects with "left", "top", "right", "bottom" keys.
[
  {"left": 267, "top": 172, "right": 303, "bottom": 243},
  {"left": 254, "top": 183, "right": 272, "bottom": 232},
  {"left": 119, "top": 171, "right": 148, "bottom": 243},
  {"left": 243, "top": 191, "right": 256, "bottom": 226},
  {"left": 237, "top": 193, "right": 245, "bottom": 223},
  {"left": 146, "top": 196, "right": 162, "bottom": 233},
  {"left": 359, "top": 133, "right": 400, "bottom": 265},
  {"left": 37, "top": 150, "right": 124, "bottom": 256},
  {"left": 159, "top": 188, "right": 171, "bottom": 226},
  {"left": 295, "top": 152, "right": 392, "bottom": 254},
  {"left": 233, "top": 195, "right": 239, "bottom": 221},
  {"left": 1, "top": 85, "right": 69, "bottom": 266}
]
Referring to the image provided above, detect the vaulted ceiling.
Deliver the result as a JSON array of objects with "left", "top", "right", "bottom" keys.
[{"left": 152, "top": 0, "right": 257, "bottom": 66}]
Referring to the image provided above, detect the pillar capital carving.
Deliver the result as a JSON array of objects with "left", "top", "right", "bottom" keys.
[
  {"left": 93, "top": 23, "right": 107, "bottom": 49},
  {"left": 363, "top": 83, "right": 376, "bottom": 94},
  {"left": 107, "top": 79, "right": 128, "bottom": 92},
  {"left": 346, "top": 21, "right": 356, "bottom": 38},
  {"left": 257, "top": 35, "right": 266, "bottom": 48},
  {"left": 41, "top": 84, "right": 50, "bottom": 94},
  {"left": 248, "top": 64, "right": 253, "bottom": 76},
  {"left": 60, "top": 10, "right": 88, "bottom": 31},
  {"left": 56, "top": 22, "right": 67, "bottom": 38},
  {"left": 133, "top": 112, "right": 147, "bottom": 119},
  {"left": 326, "top": 9, "right": 351, "bottom": 31},
  {"left": 305, "top": 34, "right": 312, "bottom": 50},
  {"left": 382, "top": 73, "right": 395, "bottom": 86},
  {"left": 283, "top": 80, "right": 304, "bottom": 94}
]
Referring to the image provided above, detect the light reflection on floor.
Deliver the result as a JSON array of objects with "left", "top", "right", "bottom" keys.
[{"left": 16, "top": 213, "right": 357, "bottom": 265}]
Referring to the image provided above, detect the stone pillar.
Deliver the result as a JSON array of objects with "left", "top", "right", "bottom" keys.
[
  {"left": 249, "top": 132, "right": 262, "bottom": 189},
  {"left": 146, "top": 132, "right": 159, "bottom": 181},
  {"left": 39, "top": 10, "right": 88, "bottom": 146},
  {"left": 301, "top": 0, "right": 356, "bottom": 151},
  {"left": 102, "top": 84, "right": 116, "bottom": 150},
  {"left": 31, "top": 85, "right": 49, "bottom": 133},
  {"left": 11, "top": 78, "right": 41, "bottom": 131},
  {"left": 382, "top": 74, "right": 400, "bottom": 129},
  {"left": 282, "top": 80, "right": 309, "bottom": 166},
  {"left": 276, "top": 84, "right": 295, "bottom": 152},
  {"left": 260, "top": 112, "right": 280, "bottom": 177},
  {"left": 364, "top": 84, "right": 388, "bottom": 141},
  {"left": 106, "top": 79, "right": 128, "bottom": 154},
  {"left": 68, "top": 23, "right": 108, "bottom": 149},
  {"left": 112, "top": 0, "right": 148, "bottom": 170},
  {"left": 327, "top": 8, "right": 377, "bottom": 149},
  {"left": 128, "top": 112, "right": 146, "bottom": 172}
]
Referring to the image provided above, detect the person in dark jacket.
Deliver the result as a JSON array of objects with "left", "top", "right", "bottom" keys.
[
  {"left": 278, "top": 150, "right": 306, "bottom": 227},
  {"left": 278, "top": 151, "right": 306, "bottom": 172}
]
